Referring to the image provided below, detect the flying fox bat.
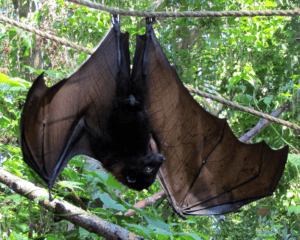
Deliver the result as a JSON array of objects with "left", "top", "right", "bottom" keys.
[
  {"left": 21, "top": 15, "right": 288, "bottom": 218},
  {"left": 137, "top": 18, "right": 289, "bottom": 217},
  {"left": 20, "top": 16, "right": 165, "bottom": 200}
]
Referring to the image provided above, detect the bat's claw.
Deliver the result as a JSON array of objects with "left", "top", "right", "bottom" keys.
[
  {"left": 145, "top": 17, "right": 156, "bottom": 36},
  {"left": 49, "top": 192, "right": 53, "bottom": 202},
  {"left": 111, "top": 14, "right": 120, "bottom": 25},
  {"left": 145, "top": 16, "right": 156, "bottom": 25}
]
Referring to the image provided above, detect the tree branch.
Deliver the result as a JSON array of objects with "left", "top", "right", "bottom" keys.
[
  {"left": 117, "top": 190, "right": 167, "bottom": 217},
  {"left": 0, "top": 168, "right": 145, "bottom": 240},
  {"left": 239, "top": 103, "right": 290, "bottom": 143}
]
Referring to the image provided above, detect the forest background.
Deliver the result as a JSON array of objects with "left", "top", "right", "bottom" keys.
[{"left": 0, "top": 0, "right": 299, "bottom": 239}]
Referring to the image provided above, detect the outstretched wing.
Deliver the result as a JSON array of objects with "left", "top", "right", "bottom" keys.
[
  {"left": 20, "top": 27, "right": 130, "bottom": 195},
  {"left": 139, "top": 24, "right": 288, "bottom": 217}
]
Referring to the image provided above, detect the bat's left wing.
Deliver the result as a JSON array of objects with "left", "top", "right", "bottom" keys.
[
  {"left": 20, "top": 20, "right": 129, "bottom": 198},
  {"left": 138, "top": 18, "right": 288, "bottom": 217}
]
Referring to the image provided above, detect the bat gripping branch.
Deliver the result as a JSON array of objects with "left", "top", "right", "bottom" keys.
[
  {"left": 145, "top": 16, "right": 156, "bottom": 33},
  {"left": 143, "top": 17, "right": 156, "bottom": 76},
  {"left": 111, "top": 14, "right": 121, "bottom": 68},
  {"left": 111, "top": 14, "right": 120, "bottom": 25}
]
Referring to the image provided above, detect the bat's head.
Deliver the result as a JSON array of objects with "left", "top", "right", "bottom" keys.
[
  {"left": 124, "top": 153, "right": 165, "bottom": 191},
  {"left": 106, "top": 153, "right": 165, "bottom": 191}
]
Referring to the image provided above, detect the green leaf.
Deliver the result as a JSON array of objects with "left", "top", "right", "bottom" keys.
[
  {"left": 24, "top": 65, "right": 38, "bottom": 74},
  {"left": 0, "top": 74, "right": 28, "bottom": 88},
  {"left": 78, "top": 52, "right": 88, "bottom": 64},
  {"left": 9, "top": 87, "right": 26, "bottom": 92},
  {"left": 229, "top": 72, "right": 241, "bottom": 85},
  {"left": 287, "top": 206, "right": 300, "bottom": 215},
  {"left": 22, "top": 35, "right": 31, "bottom": 48},
  {"left": 11, "top": 231, "right": 25, "bottom": 240},
  {"left": 0, "top": 83, "right": 10, "bottom": 91},
  {"left": 46, "top": 235, "right": 57, "bottom": 240},
  {"left": 236, "top": 94, "right": 253, "bottom": 105},
  {"left": 177, "top": 232, "right": 209, "bottom": 240},
  {"left": 282, "top": 92, "right": 292, "bottom": 97},
  {"left": 124, "top": 223, "right": 152, "bottom": 238},
  {"left": 79, "top": 227, "right": 90, "bottom": 238},
  {"left": 106, "top": 174, "right": 123, "bottom": 190},
  {"left": 265, "top": 0, "right": 277, "bottom": 7},
  {"left": 263, "top": 95, "right": 273, "bottom": 106},
  {"left": 288, "top": 154, "right": 300, "bottom": 166},
  {"left": 0, "top": 117, "right": 9, "bottom": 127},
  {"left": 45, "top": 70, "right": 59, "bottom": 79},
  {"left": 143, "top": 214, "right": 171, "bottom": 234},
  {"left": 282, "top": 43, "right": 287, "bottom": 50},
  {"left": 96, "top": 171, "right": 109, "bottom": 183},
  {"left": 58, "top": 181, "right": 84, "bottom": 191},
  {"left": 272, "top": 224, "right": 284, "bottom": 229},
  {"left": 9, "top": 77, "right": 31, "bottom": 87},
  {"left": 98, "top": 193, "right": 126, "bottom": 211},
  {"left": 0, "top": 73, "right": 9, "bottom": 82},
  {"left": 5, "top": 194, "right": 26, "bottom": 205},
  {"left": 17, "top": 224, "right": 28, "bottom": 232}
]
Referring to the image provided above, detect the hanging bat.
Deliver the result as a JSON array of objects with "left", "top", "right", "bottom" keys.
[
  {"left": 20, "top": 15, "right": 165, "bottom": 200},
  {"left": 21, "top": 13, "right": 288, "bottom": 219},
  {"left": 137, "top": 18, "right": 289, "bottom": 217}
]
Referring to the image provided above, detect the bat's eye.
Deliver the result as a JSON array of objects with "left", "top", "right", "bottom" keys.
[
  {"left": 145, "top": 166, "right": 153, "bottom": 173},
  {"left": 127, "top": 176, "right": 136, "bottom": 183}
]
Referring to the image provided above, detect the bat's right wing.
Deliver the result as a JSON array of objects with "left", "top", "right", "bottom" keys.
[
  {"left": 139, "top": 19, "right": 288, "bottom": 217},
  {"left": 20, "top": 22, "right": 130, "bottom": 197}
]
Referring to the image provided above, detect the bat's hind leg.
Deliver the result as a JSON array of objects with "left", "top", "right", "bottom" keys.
[{"left": 127, "top": 17, "right": 156, "bottom": 109}]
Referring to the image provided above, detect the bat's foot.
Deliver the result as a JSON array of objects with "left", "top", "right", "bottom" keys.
[
  {"left": 127, "top": 95, "right": 140, "bottom": 107},
  {"left": 111, "top": 14, "right": 120, "bottom": 25},
  {"left": 111, "top": 14, "right": 122, "bottom": 69},
  {"left": 143, "top": 17, "right": 155, "bottom": 76},
  {"left": 49, "top": 192, "right": 53, "bottom": 201},
  {"left": 145, "top": 16, "right": 156, "bottom": 27},
  {"left": 111, "top": 14, "right": 121, "bottom": 33},
  {"left": 48, "top": 184, "right": 54, "bottom": 201}
]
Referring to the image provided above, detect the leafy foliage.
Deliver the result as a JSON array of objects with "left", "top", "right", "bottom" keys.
[{"left": 0, "top": 0, "right": 300, "bottom": 239}]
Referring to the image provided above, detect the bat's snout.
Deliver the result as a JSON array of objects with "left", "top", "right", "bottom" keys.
[
  {"left": 151, "top": 153, "right": 165, "bottom": 164},
  {"left": 158, "top": 154, "right": 165, "bottom": 163}
]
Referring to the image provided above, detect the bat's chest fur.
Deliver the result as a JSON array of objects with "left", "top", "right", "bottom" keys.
[{"left": 107, "top": 93, "right": 150, "bottom": 156}]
